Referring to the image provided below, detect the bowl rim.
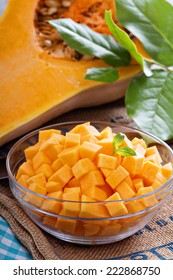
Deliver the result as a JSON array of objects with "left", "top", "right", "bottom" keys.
[{"left": 6, "top": 121, "right": 173, "bottom": 204}]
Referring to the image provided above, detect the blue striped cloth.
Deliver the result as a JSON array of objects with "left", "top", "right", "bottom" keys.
[{"left": 0, "top": 216, "right": 33, "bottom": 260}]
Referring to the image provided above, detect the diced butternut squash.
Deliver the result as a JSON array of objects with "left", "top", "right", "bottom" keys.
[
  {"left": 99, "top": 222, "right": 121, "bottom": 236},
  {"left": 96, "top": 138, "right": 114, "bottom": 155},
  {"left": 48, "top": 164, "right": 73, "bottom": 188},
  {"left": 132, "top": 178, "right": 144, "bottom": 192},
  {"left": 39, "top": 135, "right": 63, "bottom": 161},
  {"left": 17, "top": 175, "right": 29, "bottom": 189},
  {"left": 79, "top": 141, "right": 102, "bottom": 160},
  {"left": 24, "top": 143, "right": 39, "bottom": 160},
  {"left": 16, "top": 160, "right": 34, "bottom": 180},
  {"left": 126, "top": 200, "right": 146, "bottom": 213},
  {"left": 58, "top": 146, "right": 80, "bottom": 167},
  {"left": 145, "top": 146, "right": 162, "bottom": 165},
  {"left": 38, "top": 129, "right": 61, "bottom": 143},
  {"left": 116, "top": 180, "right": 136, "bottom": 199},
  {"left": 64, "top": 132, "right": 81, "bottom": 148},
  {"left": 141, "top": 161, "right": 160, "bottom": 185},
  {"left": 45, "top": 181, "right": 62, "bottom": 193},
  {"left": 80, "top": 169, "right": 105, "bottom": 188},
  {"left": 132, "top": 137, "right": 147, "bottom": 149},
  {"left": 83, "top": 223, "right": 100, "bottom": 236},
  {"left": 97, "top": 153, "right": 118, "bottom": 169},
  {"left": 105, "top": 192, "right": 128, "bottom": 217},
  {"left": 136, "top": 187, "right": 158, "bottom": 207},
  {"left": 26, "top": 173, "right": 46, "bottom": 188},
  {"left": 81, "top": 134, "right": 98, "bottom": 144},
  {"left": 72, "top": 158, "right": 96, "bottom": 179},
  {"left": 67, "top": 177, "right": 81, "bottom": 188},
  {"left": 79, "top": 195, "right": 110, "bottom": 218},
  {"left": 35, "top": 163, "right": 53, "bottom": 179},
  {"left": 51, "top": 158, "right": 63, "bottom": 172},
  {"left": 15, "top": 123, "right": 172, "bottom": 238},
  {"left": 56, "top": 217, "right": 77, "bottom": 234},
  {"left": 61, "top": 187, "right": 81, "bottom": 217},
  {"left": 41, "top": 191, "right": 62, "bottom": 214},
  {"left": 106, "top": 165, "right": 129, "bottom": 190},
  {"left": 43, "top": 216, "right": 57, "bottom": 227},
  {"left": 23, "top": 182, "right": 47, "bottom": 207},
  {"left": 99, "top": 126, "right": 113, "bottom": 139},
  {"left": 152, "top": 172, "right": 167, "bottom": 190},
  {"left": 161, "top": 162, "right": 173, "bottom": 179},
  {"left": 32, "top": 151, "right": 51, "bottom": 170},
  {"left": 81, "top": 185, "right": 108, "bottom": 201},
  {"left": 122, "top": 155, "right": 144, "bottom": 177}
]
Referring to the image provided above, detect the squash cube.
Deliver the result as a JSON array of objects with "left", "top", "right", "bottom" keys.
[
  {"left": 79, "top": 195, "right": 110, "bottom": 218},
  {"left": 141, "top": 161, "right": 160, "bottom": 185},
  {"left": 99, "top": 222, "right": 121, "bottom": 236},
  {"left": 39, "top": 135, "right": 63, "bottom": 161},
  {"left": 24, "top": 143, "right": 39, "bottom": 160},
  {"left": 26, "top": 173, "right": 46, "bottom": 188},
  {"left": 64, "top": 132, "right": 81, "bottom": 148},
  {"left": 161, "top": 162, "right": 173, "bottom": 179},
  {"left": 83, "top": 223, "right": 100, "bottom": 236},
  {"left": 48, "top": 164, "right": 73, "bottom": 188},
  {"left": 41, "top": 191, "right": 62, "bottom": 214},
  {"left": 58, "top": 146, "right": 80, "bottom": 167},
  {"left": 105, "top": 192, "right": 128, "bottom": 217},
  {"left": 72, "top": 158, "right": 96, "bottom": 179},
  {"left": 122, "top": 155, "right": 144, "bottom": 177},
  {"left": 106, "top": 165, "right": 129, "bottom": 190},
  {"left": 96, "top": 138, "right": 114, "bottom": 155},
  {"left": 81, "top": 185, "right": 108, "bottom": 201},
  {"left": 56, "top": 218, "right": 77, "bottom": 234},
  {"left": 17, "top": 174, "right": 29, "bottom": 189},
  {"left": 80, "top": 169, "right": 105, "bottom": 188},
  {"left": 145, "top": 146, "right": 162, "bottom": 165},
  {"left": 51, "top": 158, "right": 63, "bottom": 172},
  {"left": 45, "top": 181, "right": 62, "bottom": 193},
  {"left": 116, "top": 180, "right": 136, "bottom": 199},
  {"left": 38, "top": 129, "right": 61, "bottom": 143},
  {"left": 16, "top": 160, "right": 34, "bottom": 180},
  {"left": 35, "top": 163, "right": 53, "bottom": 179},
  {"left": 32, "top": 151, "right": 51, "bottom": 170},
  {"left": 136, "top": 187, "right": 158, "bottom": 207},
  {"left": 79, "top": 141, "right": 102, "bottom": 161},
  {"left": 97, "top": 153, "right": 118, "bottom": 169},
  {"left": 61, "top": 187, "right": 81, "bottom": 217}
]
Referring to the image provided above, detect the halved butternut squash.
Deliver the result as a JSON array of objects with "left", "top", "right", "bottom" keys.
[{"left": 0, "top": 0, "right": 141, "bottom": 146}]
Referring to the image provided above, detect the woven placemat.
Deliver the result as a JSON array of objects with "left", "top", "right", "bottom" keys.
[{"left": 1, "top": 99, "right": 173, "bottom": 260}]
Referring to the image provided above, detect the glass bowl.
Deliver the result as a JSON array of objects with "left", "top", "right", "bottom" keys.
[{"left": 6, "top": 121, "right": 173, "bottom": 245}]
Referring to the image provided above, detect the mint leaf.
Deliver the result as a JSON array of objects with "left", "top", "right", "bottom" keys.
[
  {"left": 113, "top": 133, "right": 125, "bottom": 151},
  {"left": 85, "top": 67, "right": 119, "bottom": 83},
  {"left": 116, "top": 0, "right": 173, "bottom": 67},
  {"left": 116, "top": 147, "right": 137, "bottom": 157},
  {"left": 105, "top": 10, "right": 152, "bottom": 77},
  {"left": 49, "top": 18, "right": 131, "bottom": 67},
  {"left": 126, "top": 69, "right": 173, "bottom": 141}
]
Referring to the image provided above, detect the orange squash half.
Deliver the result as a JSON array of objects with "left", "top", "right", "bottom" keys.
[{"left": 0, "top": 0, "right": 141, "bottom": 146}]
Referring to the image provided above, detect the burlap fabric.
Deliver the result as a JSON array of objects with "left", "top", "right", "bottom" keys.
[{"left": 1, "top": 99, "right": 173, "bottom": 260}]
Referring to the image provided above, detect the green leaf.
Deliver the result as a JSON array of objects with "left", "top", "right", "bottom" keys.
[
  {"left": 116, "top": 147, "right": 137, "bottom": 157},
  {"left": 116, "top": 0, "right": 173, "bottom": 67},
  {"left": 113, "top": 133, "right": 125, "bottom": 150},
  {"left": 126, "top": 69, "right": 173, "bottom": 141},
  {"left": 85, "top": 67, "right": 119, "bottom": 83},
  {"left": 49, "top": 18, "right": 131, "bottom": 67},
  {"left": 105, "top": 10, "right": 152, "bottom": 77}
]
